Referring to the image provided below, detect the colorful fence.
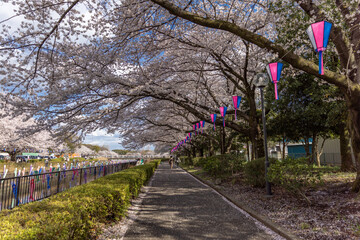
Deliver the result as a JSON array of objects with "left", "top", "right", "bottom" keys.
[{"left": 0, "top": 160, "right": 137, "bottom": 211}]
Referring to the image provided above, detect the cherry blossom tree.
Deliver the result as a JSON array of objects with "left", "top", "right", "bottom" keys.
[
  {"left": 0, "top": 109, "right": 57, "bottom": 161},
  {"left": 146, "top": 0, "right": 360, "bottom": 190},
  {"left": 1, "top": 0, "right": 360, "bottom": 190},
  {"left": 74, "top": 145, "right": 95, "bottom": 157}
]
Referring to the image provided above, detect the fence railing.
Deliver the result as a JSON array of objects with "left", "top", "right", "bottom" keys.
[{"left": 0, "top": 160, "right": 137, "bottom": 211}]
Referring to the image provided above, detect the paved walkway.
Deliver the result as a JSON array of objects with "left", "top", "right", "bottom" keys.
[{"left": 123, "top": 162, "right": 283, "bottom": 240}]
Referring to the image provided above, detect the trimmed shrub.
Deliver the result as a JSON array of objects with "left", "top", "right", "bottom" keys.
[
  {"left": 0, "top": 160, "right": 161, "bottom": 240},
  {"left": 200, "top": 154, "right": 245, "bottom": 178},
  {"left": 244, "top": 157, "right": 277, "bottom": 187},
  {"left": 179, "top": 156, "right": 193, "bottom": 166},
  {"left": 268, "top": 157, "right": 322, "bottom": 203},
  {"left": 192, "top": 157, "right": 204, "bottom": 167}
]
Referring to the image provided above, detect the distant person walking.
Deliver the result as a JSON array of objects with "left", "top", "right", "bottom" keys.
[
  {"left": 175, "top": 157, "right": 180, "bottom": 168},
  {"left": 169, "top": 156, "right": 174, "bottom": 169}
]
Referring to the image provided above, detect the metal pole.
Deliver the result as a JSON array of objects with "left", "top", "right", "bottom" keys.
[
  {"left": 222, "top": 125, "right": 225, "bottom": 154},
  {"left": 56, "top": 171, "right": 61, "bottom": 193},
  {"left": 16, "top": 177, "right": 20, "bottom": 207},
  {"left": 260, "top": 87, "right": 272, "bottom": 196}
]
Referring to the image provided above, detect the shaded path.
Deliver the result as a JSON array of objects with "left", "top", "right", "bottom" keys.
[{"left": 123, "top": 162, "right": 284, "bottom": 240}]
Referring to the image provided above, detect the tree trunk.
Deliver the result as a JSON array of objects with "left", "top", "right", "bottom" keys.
[
  {"left": 225, "top": 133, "right": 236, "bottom": 153},
  {"left": 208, "top": 138, "right": 214, "bottom": 156},
  {"left": 250, "top": 133, "right": 256, "bottom": 160},
  {"left": 278, "top": 140, "right": 282, "bottom": 160},
  {"left": 317, "top": 138, "right": 326, "bottom": 167},
  {"left": 187, "top": 151, "right": 191, "bottom": 159},
  {"left": 221, "top": 126, "right": 226, "bottom": 154},
  {"left": 312, "top": 134, "right": 319, "bottom": 167},
  {"left": 256, "top": 137, "right": 265, "bottom": 158},
  {"left": 199, "top": 147, "right": 204, "bottom": 157},
  {"left": 340, "top": 123, "right": 354, "bottom": 171},
  {"left": 282, "top": 138, "right": 286, "bottom": 160},
  {"left": 10, "top": 152, "right": 16, "bottom": 162},
  {"left": 246, "top": 141, "right": 250, "bottom": 161},
  {"left": 192, "top": 147, "right": 196, "bottom": 158},
  {"left": 348, "top": 96, "right": 360, "bottom": 192},
  {"left": 248, "top": 96, "right": 259, "bottom": 160},
  {"left": 303, "top": 138, "right": 311, "bottom": 164}
]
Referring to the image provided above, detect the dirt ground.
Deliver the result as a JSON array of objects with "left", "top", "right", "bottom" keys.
[{"left": 191, "top": 168, "right": 360, "bottom": 240}]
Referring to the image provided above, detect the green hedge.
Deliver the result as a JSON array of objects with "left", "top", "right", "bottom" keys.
[
  {"left": 200, "top": 154, "right": 245, "bottom": 178},
  {"left": 0, "top": 160, "right": 161, "bottom": 240},
  {"left": 181, "top": 154, "right": 244, "bottom": 178},
  {"left": 179, "top": 156, "right": 193, "bottom": 165},
  {"left": 192, "top": 157, "right": 204, "bottom": 167},
  {"left": 243, "top": 157, "right": 277, "bottom": 187}
]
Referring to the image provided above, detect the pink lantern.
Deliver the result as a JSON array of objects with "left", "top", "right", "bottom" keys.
[
  {"left": 211, "top": 114, "right": 217, "bottom": 131},
  {"left": 201, "top": 121, "right": 205, "bottom": 134},
  {"left": 306, "top": 21, "right": 332, "bottom": 75},
  {"left": 266, "top": 62, "right": 283, "bottom": 100},
  {"left": 197, "top": 122, "right": 201, "bottom": 134},
  {"left": 232, "top": 96, "right": 242, "bottom": 120},
  {"left": 219, "top": 107, "right": 227, "bottom": 127},
  {"left": 193, "top": 124, "right": 197, "bottom": 135}
]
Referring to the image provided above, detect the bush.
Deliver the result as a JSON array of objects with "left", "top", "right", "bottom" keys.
[
  {"left": 50, "top": 158, "right": 65, "bottom": 163},
  {"left": 200, "top": 154, "right": 245, "bottom": 178},
  {"left": 0, "top": 160, "right": 161, "bottom": 239},
  {"left": 179, "top": 156, "right": 193, "bottom": 166},
  {"left": 192, "top": 157, "right": 204, "bottom": 167},
  {"left": 28, "top": 159, "right": 43, "bottom": 163},
  {"left": 268, "top": 157, "right": 322, "bottom": 203},
  {"left": 244, "top": 157, "right": 277, "bottom": 188}
]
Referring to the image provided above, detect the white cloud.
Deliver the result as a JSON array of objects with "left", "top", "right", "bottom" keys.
[
  {"left": 87, "top": 129, "right": 114, "bottom": 137},
  {"left": 83, "top": 130, "right": 155, "bottom": 151},
  {"left": 0, "top": 2, "right": 22, "bottom": 30},
  {"left": 83, "top": 130, "right": 123, "bottom": 150}
]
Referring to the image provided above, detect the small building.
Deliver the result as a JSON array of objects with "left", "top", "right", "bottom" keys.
[
  {"left": 287, "top": 143, "right": 311, "bottom": 159},
  {"left": 287, "top": 138, "right": 341, "bottom": 165},
  {"left": 266, "top": 138, "right": 344, "bottom": 166},
  {"left": 22, "top": 152, "right": 39, "bottom": 157},
  {"left": 318, "top": 138, "right": 341, "bottom": 165}
]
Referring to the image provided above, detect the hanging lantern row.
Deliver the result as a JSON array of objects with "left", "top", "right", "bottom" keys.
[
  {"left": 172, "top": 96, "right": 241, "bottom": 152},
  {"left": 172, "top": 21, "right": 332, "bottom": 153}
]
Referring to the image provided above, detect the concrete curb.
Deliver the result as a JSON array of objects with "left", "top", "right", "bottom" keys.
[{"left": 183, "top": 168, "right": 301, "bottom": 240}]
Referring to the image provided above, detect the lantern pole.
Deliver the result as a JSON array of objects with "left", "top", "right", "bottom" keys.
[
  {"left": 221, "top": 125, "right": 225, "bottom": 154},
  {"left": 255, "top": 73, "right": 272, "bottom": 196},
  {"left": 259, "top": 87, "right": 272, "bottom": 196}
]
